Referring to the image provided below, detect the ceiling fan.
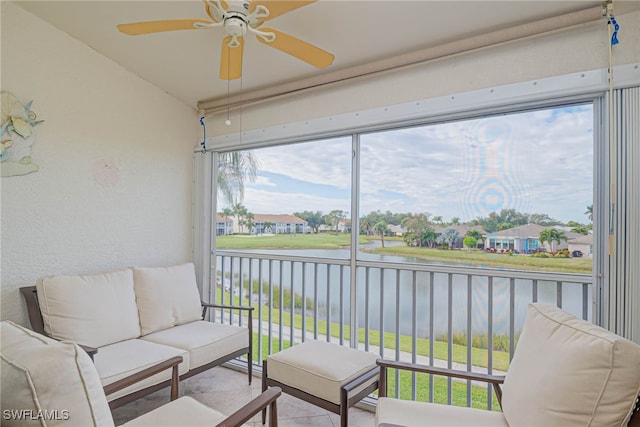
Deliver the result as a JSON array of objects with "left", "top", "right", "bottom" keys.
[{"left": 117, "top": 0, "right": 335, "bottom": 80}]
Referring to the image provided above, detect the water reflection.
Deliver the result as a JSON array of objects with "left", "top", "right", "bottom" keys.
[{"left": 217, "top": 246, "right": 590, "bottom": 337}]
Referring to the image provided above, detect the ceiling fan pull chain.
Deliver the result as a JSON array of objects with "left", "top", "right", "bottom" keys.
[{"left": 199, "top": 116, "right": 207, "bottom": 150}]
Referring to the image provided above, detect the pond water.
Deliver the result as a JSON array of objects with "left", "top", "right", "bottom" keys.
[{"left": 217, "top": 244, "right": 590, "bottom": 338}]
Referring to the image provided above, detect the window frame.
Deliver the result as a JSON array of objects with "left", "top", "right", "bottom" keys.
[{"left": 199, "top": 65, "right": 640, "bottom": 332}]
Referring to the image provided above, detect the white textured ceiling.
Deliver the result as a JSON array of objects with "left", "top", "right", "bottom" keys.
[{"left": 15, "top": 1, "right": 632, "bottom": 109}]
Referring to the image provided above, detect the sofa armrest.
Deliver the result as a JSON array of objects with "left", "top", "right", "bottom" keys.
[
  {"left": 20, "top": 286, "right": 46, "bottom": 335},
  {"left": 216, "top": 386, "right": 281, "bottom": 427},
  {"left": 377, "top": 358, "right": 505, "bottom": 406},
  {"left": 201, "top": 301, "right": 255, "bottom": 311},
  {"left": 78, "top": 344, "right": 98, "bottom": 360},
  {"left": 201, "top": 301, "right": 255, "bottom": 324},
  {"left": 103, "top": 356, "right": 183, "bottom": 401}
]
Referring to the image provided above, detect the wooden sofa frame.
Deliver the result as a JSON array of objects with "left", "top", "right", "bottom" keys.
[
  {"left": 377, "top": 358, "right": 640, "bottom": 427},
  {"left": 20, "top": 286, "right": 254, "bottom": 409}
]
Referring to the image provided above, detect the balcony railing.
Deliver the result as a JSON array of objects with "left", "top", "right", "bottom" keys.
[{"left": 212, "top": 250, "right": 592, "bottom": 411}]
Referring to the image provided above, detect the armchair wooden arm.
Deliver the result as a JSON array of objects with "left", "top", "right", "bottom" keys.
[
  {"left": 377, "top": 358, "right": 506, "bottom": 407},
  {"left": 103, "top": 356, "right": 182, "bottom": 403},
  {"left": 200, "top": 301, "right": 255, "bottom": 321},
  {"left": 216, "top": 386, "right": 282, "bottom": 427},
  {"left": 629, "top": 396, "right": 640, "bottom": 427}
]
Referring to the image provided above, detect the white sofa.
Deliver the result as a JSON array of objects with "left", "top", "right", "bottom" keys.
[
  {"left": 20, "top": 262, "right": 253, "bottom": 408},
  {"left": 0, "top": 321, "right": 280, "bottom": 427},
  {"left": 376, "top": 303, "right": 640, "bottom": 427}
]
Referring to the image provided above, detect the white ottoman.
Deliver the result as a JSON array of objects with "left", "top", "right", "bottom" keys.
[{"left": 262, "top": 340, "right": 379, "bottom": 427}]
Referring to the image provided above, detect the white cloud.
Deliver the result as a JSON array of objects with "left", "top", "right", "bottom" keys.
[
  {"left": 244, "top": 188, "right": 350, "bottom": 214},
  {"left": 239, "top": 106, "right": 593, "bottom": 223},
  {"left": 253, "top": 175, "right": 276, "bottom": 187}
]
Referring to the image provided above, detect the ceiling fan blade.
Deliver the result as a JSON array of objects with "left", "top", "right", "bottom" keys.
[
  {"left": 117, "top": 19, "right": 212, "bottom": 35},
  {"left": 250, "top": 1, "right": 317, "bottom": 22},
  {"left": 220, "top": 36, "right": 244, "bottom": 80},
  {"left": 257, "top": 28, "right": 334, "bottom": 69}
]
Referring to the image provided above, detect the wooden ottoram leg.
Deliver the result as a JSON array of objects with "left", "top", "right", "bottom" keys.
[
  {"left": 262, "top": 359, "right": 268, "bottom": 425},
  {"left": 340, "top": 386, "right": 348, "bottom": 427}
]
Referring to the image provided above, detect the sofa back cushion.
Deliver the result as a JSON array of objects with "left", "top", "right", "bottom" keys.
[
  {"left": 0, "top": 321, "right": 114, "bottom": 427},
  {"left": 133, "top": 263, "right": 203, "bottom": 336},
  {"left": 501, "top": 303, "right": 640, "bottom": 427},
  {"left": 36, "top": 269, "right": 141, "bottom": 348}
]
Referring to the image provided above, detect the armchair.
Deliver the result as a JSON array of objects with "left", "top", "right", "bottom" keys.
[
  {"left": 1, "top": 320, "right": 280, "bottom": 427},
  {"left": 376, "top": 303, "right": 640, "bottom": 427}
]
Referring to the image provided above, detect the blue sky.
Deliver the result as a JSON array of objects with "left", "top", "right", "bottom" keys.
[{"left": 232, "top": 105, "right": 593, "bottom": 224}]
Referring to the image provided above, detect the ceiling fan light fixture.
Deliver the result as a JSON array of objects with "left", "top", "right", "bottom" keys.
[{"left": 224, "top": 14, "right": 247, "bottom": 38}]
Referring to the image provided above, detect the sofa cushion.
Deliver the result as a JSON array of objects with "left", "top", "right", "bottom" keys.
[
  {"left": 120, "top": 396, "right": 250, "bottom": 427},
  {"left": 0, "top": 321, "right": 114, "bottom": 427},
  {"left": 36, "top": 269, "right": 140, "bottom": 347},
  {"left": 94, "top": 338, "right": 189, "bottom": 402},
  {"left": 133, "top": 263, "right": 203, "bottom": 336},
  {"left": 501, "top": 303, "right": 640, "bottom": 427},
  {"left": 376, "top": 397, "right": 509, "bottom": 427},
  {"left": 140, "top": 320, "right": 248, "bottom": 370}
]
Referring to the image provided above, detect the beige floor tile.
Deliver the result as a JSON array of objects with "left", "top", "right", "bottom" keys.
[
  {"left": 276, "top": 414, "right": 336, "bottom": 426},
  {"left": 110, "top": 366, "right": 375, "bottom": 426}
]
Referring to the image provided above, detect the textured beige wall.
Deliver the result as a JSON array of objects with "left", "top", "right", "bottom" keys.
[
  {"left": 205, "top": 10, "right": 639, "bottom": 140},
  {"left": 1, "top": 2, "right": 199, "bottom": 326}
]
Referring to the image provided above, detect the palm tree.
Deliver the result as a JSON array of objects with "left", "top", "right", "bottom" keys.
[
  {"left": 549, "top": 229, "right": 567, "bottom": 251},
  {"left": 539, "top": 228, "right": 567, "bottom": 252},
  {"left": 244, "top": 212, "right": 255, "bottom": 235},
  {"left": 232, "top": 202, "right": 248, "bottom": 234},
  {"left": 539, "top": 229, "right": 552, "bottom": 251},
  {"left": 374, "top": 221, "right": 390, "bottom": 248},
  {"left": 585, "top": 205, "right": 593, "bottom": 222},
  {"left": 438, "top": 228, "right": 460, "bottom": 249},
  {"left": 217, "top": 151, "right": 260, "bottom": 206},
  {"left": 221, "top": 207, "right": 233, "bottom": 235}
]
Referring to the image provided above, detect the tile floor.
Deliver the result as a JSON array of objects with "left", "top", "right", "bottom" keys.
[{"left": 111, "top": 366, "right": 376, "bottom": 426}]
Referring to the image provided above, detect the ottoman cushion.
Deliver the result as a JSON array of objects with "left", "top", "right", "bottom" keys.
[{"left": 267, "top": 340, "right": 378, "bottom": 404}]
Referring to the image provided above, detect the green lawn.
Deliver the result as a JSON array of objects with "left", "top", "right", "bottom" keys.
[
  {"left": 216, "top": 233, "right": 592, "bottom": 274},
  {"left": 216, "top": 288, "right": 506, "bottom": 411},
  {"left": 369, "top": 245, "right": 591, "bottom": 274},
  {"left": 216, "top": 233, "right": 360, "bottom": 249}
]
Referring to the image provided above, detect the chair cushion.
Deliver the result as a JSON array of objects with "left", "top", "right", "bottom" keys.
[
  {"left": 94, "top": 338, "right": 189, "bottom": 402},
  {"left": 376, "top": 397, "right": 509, "bottom": 427},
  {"left": 140, "top": 320, "right": 248, "bottom": 370},
  {"left": 36, "top": 268, "right": 140, "bottom": 347},
  {"left": 267, "top": 340, "right": 378, "bottom": 404},
  {"left": 120, "top": 396, "right": 250, "bottom": 427},
  {"left": 501, "top": 303, "right": 640, "bottom": 427},
  {"left": 133, "top": 263, "right": 203, "bottom": 336},
  {"left": 0, "top": 321, "right": 114, "bottom": 427}
]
